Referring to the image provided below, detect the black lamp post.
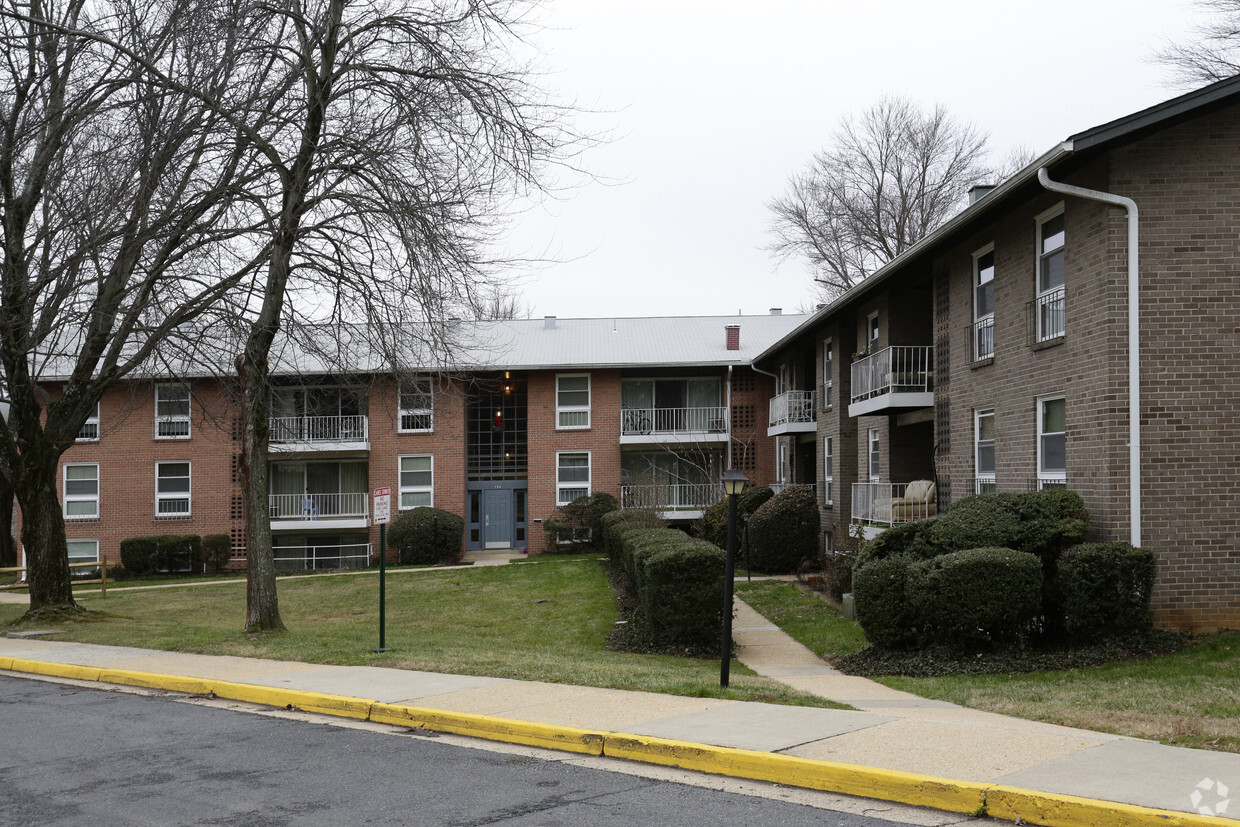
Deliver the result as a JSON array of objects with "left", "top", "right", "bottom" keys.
[{"left": 720, "top": 468, "right": 749, "bottom": 688}]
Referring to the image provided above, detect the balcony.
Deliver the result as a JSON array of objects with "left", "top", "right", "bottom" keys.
[
  {"left": 619, "top": 406, "right": 729, "bottom": 445},
  {"left": 274, "top": 542, "right": 372, "bottom": 571},
  {"left": 620, "top": 483, "right": 720, "bottom": 518},
  {"left": 270, "top": 492, "right": 370, "bottom": 531},
  {"left": 848, "top": 346, "right": 934, "bottom": 417},
  {"left": 851, "top": 481, "right": 938, "bottom": 538},
  {"left": 767, "top": 390, "right": 816, "bottom": 436},
  {"left": 269, "top": 414, "right": 369, "bottom": 452},
  {"left": 1027, "top": 287, "right": 1065, "bottom": 345}
]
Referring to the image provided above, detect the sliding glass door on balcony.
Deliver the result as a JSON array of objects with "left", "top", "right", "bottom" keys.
[
  {"left": 621, "top": 378, "right": 726, "bottom": 435},
  {"left": 270, "top": 387, "right": 368, "bottom": 443},
  {"left": 620, "top": 450, "right": 721, "bottom": 512},
  {"left": 270, "top": 462, "right": 368, "bottom": 519}
]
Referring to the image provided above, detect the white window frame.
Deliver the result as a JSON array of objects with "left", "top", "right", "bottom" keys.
[
  {"left": 66, "top": 539, "right": 99, "bottom": 576},
  {"left": 398, "top": 379, "right": 434, "bottom": 433},
  {"left": 868, "top": 428, "right": 880, "bottom": 482},
  {"left": 77, "top": 401, "right": 100, "bottom": 442},
  {"left": 1037, "top": 395, "right": 1067, "bottom": 483},
  {"left": 974, "top": 408, "right": 996, "bottom": 494},
  {"left": 867, "top": 312, "right": 880, "bottom": 351},
  {"left": 1036, "top": 204, "right": 1066, "bottom": 341},
  {"left": 398, "top": 454, "right": 434, "bottom": 510},
  {"left": 821, "top": 339, "right": 833, "bottom": 409},
  {"left": 556, "top": 451, "right": 591, "bottom": 505},
  {"left": 155, "top": 461, "right": 192, "bottom": 518},
  {"left": 822, "top": 436, "right": 833, "bottom": 505},
  {"left": 555, "top": 374, "right": 591, "bottom": 430},
  {"left": 973, "top": 244, "right": 996, "bottom": 361},
  {"left": 776, "top": 440, "right": 789, "bottom": 485},
  {"left": 155, "top": 384, "right": 191, "bottom": 439},
  {"left": 63, "top": 462, "right": 99, "bottom": 520}
]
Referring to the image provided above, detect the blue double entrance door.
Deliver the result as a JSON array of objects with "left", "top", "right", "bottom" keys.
[{"left": 468, "top": 482, "right": 527, "bottom": 550}]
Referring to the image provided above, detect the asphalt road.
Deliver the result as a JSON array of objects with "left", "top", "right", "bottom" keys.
[{"left": 0, "top": 674, "right": 973, "bottom": 826}]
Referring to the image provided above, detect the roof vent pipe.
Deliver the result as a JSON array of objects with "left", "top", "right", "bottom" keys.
[
  {"left": 769, "top": 307, "right": 782, "bottom": 316},
  {"left": 1036, "top": 167, "right": 1140, "bottom": 547},
  {"left": 544, "top": 316, "right": 556, "bottom": 330}
]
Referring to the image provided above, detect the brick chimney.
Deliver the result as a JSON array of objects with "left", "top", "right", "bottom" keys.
[{"left": 725, "top": 324, "right": 740, "bottom": 351}]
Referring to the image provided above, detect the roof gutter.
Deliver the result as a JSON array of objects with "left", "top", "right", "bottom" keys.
[{"left": 1036, "top": 168, "right": 1141, "bottom": 548}]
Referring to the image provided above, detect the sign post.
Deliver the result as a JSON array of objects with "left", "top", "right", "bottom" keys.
[{"left": 372, "top": 486, "right": 392, "bottom": 653}]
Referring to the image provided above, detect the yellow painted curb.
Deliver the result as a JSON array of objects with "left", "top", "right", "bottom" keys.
[
  {"left": 99, "top": 668, "right": 214, "bottom": 695},
  {"left": 603, "top": 733, "right": 987, "bottom": 815},
  {"left": 370, "top": 702, "right": 605, "bottom": 756},
  {"left": 986, "top": 785, "right": 1239, "bottom": 827},
  {"left": 7, "top": 657, "right": 102, "bottom": 682},
  {"left": 0, "top": 656, "right": 13, "bottom": 670},
  {"left": 208, "top": 680, "right": 375, "bottom": 720}
]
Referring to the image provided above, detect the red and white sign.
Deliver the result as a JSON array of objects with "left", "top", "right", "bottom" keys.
[{"left": 373, "top": 486, "right": 392, "bottom": 525}]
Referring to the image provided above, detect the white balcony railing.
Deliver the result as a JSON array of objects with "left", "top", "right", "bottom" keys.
[
  {"left": 269, "top": 492, "right": 369, "bottom": 520},
  {"left": 850, "top": 346, "right": 933, "bottom": 403},
  {"left": 269, "top": 414, "right": 368, "bottom": 443},
  {"left": 621, "top": 483, "right": 720, "bottom": 512},
  {"left": 851, "top": 481, "right": 937, "bottom": 525},
  {"left": 768, "top": 390, "right": 816, "bottom": 427},
  {"left": 274, "top": 543, "right": 371, "bottom": 570},
  {"left": 620, "top": 406, "right": 728, "bottom": 436}
]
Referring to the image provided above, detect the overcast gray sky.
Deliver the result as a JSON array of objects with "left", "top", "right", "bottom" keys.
[{"left": 503, "top": 0, "right": 1199, "bottom": 319}]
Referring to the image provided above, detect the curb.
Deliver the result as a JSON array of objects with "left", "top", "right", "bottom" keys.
[{"left": 3, "top": 657, "right": 1234, "bottom": 827}]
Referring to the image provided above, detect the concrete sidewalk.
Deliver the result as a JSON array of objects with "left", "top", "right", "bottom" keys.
[{"left": 1, "top": 590, "right": 1236, "bottom": 825}]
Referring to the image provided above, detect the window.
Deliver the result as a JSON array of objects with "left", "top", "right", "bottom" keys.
[
  {"left": 556, "top": 451, "right": 590, "bottom": 505},
  {"left": 974, "top": 408, "right": 996, "bottom": 494},
  {"left": 399, "top": 455, "right": 433, "bottom": 509},
  {"left": 155, "top": 462, "right": 191, "bottom": 517},
  {"left": 867, "top": 313, "right": 880, "bottom": 351},
  {"left": 822, "top": 436, "right": 834, "bottom": 504},
  {"left": 63, "top": 463, "right": 99, "bottom": 519},
  {"left": 556, "top": 374, "right": 590, "bottom": 429},
  {"left": 155, "top": 384, "right": 191, "bottom": 438},
  {"left": 1038, "top": 396, "right": 1066, "bottom": 484},
  {"left": 868, "top": 428, "right": 880, "bottom": 482},
  {"left": 66, "top": 539, "right": 99, "bottom": 577},
  {"left": 1036, "top": 207, "right": 1065, "bottom": 341},
  {"left": 77, "top": 402, "right": 100, "bottom": 441},
  {"left": 776, "top": 440, "right": 789, "bottom": 484},
  {"left": 973, "top": 245, "right": 995, "bottom": 361},
  {"left": 821, "top": 340, "right": 833, "bottom": 409},
  {"left": 399, "top": 380, "right": 433, "bottom": 432}
]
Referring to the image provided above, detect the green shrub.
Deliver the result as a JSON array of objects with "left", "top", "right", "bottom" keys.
[
  {"left": 1056, "top": 542, "right": 1156, "bottom": 642},
  {"left": 853, "top": 555, "right": 920, "bottom": 649},
  {"left": 746, "top": 485, "right": 820, "bottom": 573},
  {"left": 697, "top": 485, "right": 774, "bottom": 550},
  {"left": 924, "top": 498, "right": 1026, "bottom": 555},
  {"left": 907, "top": 548, "right": 1042, "bottom": 650},
  {"left": 854, "top": 520, "right": 938, "bottom": 572},
  {"left": 543, "top": 492, "right": 620, "bottom": 552},
  {"left": 387, "top": 507, "right": 464, "bottom": 565},
  {"left": 119, "top": 535, "right": 202, "bottom": 575},
  {"left": 120, "top": 536, "right": 160, "bottom": 576},
  {"left": 202, "top": 534, "right": 232, "bottom": 572}
]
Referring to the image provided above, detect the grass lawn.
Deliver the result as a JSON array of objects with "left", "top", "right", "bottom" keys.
[
  {"left": 0, "top": 556, "right": 842, "bottom": 708},
  {"left": 733, "top": 579, "right": 1240, "bottom": 753}
]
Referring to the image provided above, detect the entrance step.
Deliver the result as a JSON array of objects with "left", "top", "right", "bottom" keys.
[{"left": 462, "top": 548, "right": 526, "bottom": 566}]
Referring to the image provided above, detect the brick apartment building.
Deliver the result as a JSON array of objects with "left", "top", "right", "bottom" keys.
[
  {"left": 46, "top": 313, "right": 801, "bottom": 573},
  {"left": 753, "top": 76, "right": 1240, "bottom": 631}
]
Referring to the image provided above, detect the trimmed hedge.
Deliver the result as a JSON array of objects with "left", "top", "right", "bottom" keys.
[
  {"left": 698, "top": 485, "right": 774, "bottom": 549},
  {"left": 203, "top": 534, "right": 232, "bottom": 572},
  {"left": 1056, "top": 542, "right": 1156, "bottom": 641},
  {"left": 603, "top": 510, "right": 724, "bottom": 650},
  {"left": 119, "top": 535, "right": 202, "bottom": 576},
  {"left": 387, "top": 507, "right": 464, "bottom": 565},
  {"left": 907, "top": 548, "right": 1043, "bottom": 649},
  {"left": 746, "top": 485, "right": 820, "bottom": 573},
  {"left": 853, "top": 555, "right": 920, "bottom": 649},
  {"left": 543, "top": 492, "right": 619, "bottom": 552}
]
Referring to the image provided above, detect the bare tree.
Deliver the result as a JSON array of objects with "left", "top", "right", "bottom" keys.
[
  {"left": 767, "top": 97, "right": 991, "bottom": 302},
  {"left": 1155, "top": 0, "right": 1240, "bottom": 87},
  {"left": 0, "top": 0, "right": 263, "bottom": 618}
]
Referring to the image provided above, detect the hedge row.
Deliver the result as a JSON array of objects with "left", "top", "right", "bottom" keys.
[
  {"left": 387, "top": 506, "right": 464, "bottom": 565},
  {"left": 602, "top": 510, "right": 724, "bottom": 650},
  {"left": 852, "top": 490, "right": 1156, "bottom": 650},
  {"left": 119, "top": 534, "right": 230, "bottom": 576},
  {"left": 698, "top": 484, "right": 820, "bottom": 575}
]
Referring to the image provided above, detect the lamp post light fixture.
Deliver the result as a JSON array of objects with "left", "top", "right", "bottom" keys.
[{"left": 720, "top": 468, "right": 749, "bottom": 688}]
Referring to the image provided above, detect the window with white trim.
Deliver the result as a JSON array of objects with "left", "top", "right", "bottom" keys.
[
  {"left": 155, "top": 461, "right": 191, "bottom": 517},
  {"left": 155, "top": 384, "right": 191, "bottom": 438},
  {"left": 776, "top": 440, "right": 789, "bottom": 484},
  {"left": 1037, "top": 395, "right": 1066, "bottom": 484},
  {"left": 556, "top": 451, "right": 591, "bottom": 505},
  {"left": 974, "top": 408, "right": 996, "bottom": 494},
  {"left": 63, "top": 463, "right": 99, "bottom": 519},
  {"left": 556, "top": 374, "right": 590, "bottom": 429},
  {"left": 973, "top": 245, "right": 995, "bottom": 360},
  {"left": 1036, "top": 207, "right": 1065, "bottom": 341},
  {"left": 868, "top": 428, "right": 880, "bottom": 482},
  {"left": 398, "top": 380, "right": 433, "bottom": 432},
  {"left": 77, "top": 402, "right": 100, "bottom": 442},
  {"left": 821, "top": 339, "right": 833, "bottom": 409},
  {"left": 867, "top": 313, "right": 880, "bottom": 351},
  {"left": 399, "top": 455, "right": 433, "bottom": 509},
  {"left": 66, "top": 539, "right": 99, "bottom": 576},
  {"left": 822, "top": 436, "right": 834, "bottom": 504}
]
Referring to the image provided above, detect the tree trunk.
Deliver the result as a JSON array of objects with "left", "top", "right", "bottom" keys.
[
  {"left": 239, "top": 352, "right": 285, "bottom": 633},
  {"left": 0, "top": 475, "right": 16, "bottom": 568},
  {"left": 16, "top": 464, "right": 78, "bottom": 617}
]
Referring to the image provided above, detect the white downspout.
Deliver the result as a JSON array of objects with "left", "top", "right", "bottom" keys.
[
  {"left": 1036, "top": 168, "right": 1141, "bottom": 547},
  {"left": 725, "top": 365, "right": 733, "bottom": 470}
]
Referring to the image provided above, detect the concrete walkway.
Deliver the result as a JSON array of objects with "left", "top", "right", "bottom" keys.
[{"left": 1, "top": 582, "right": 1237, "bottom": 824}]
